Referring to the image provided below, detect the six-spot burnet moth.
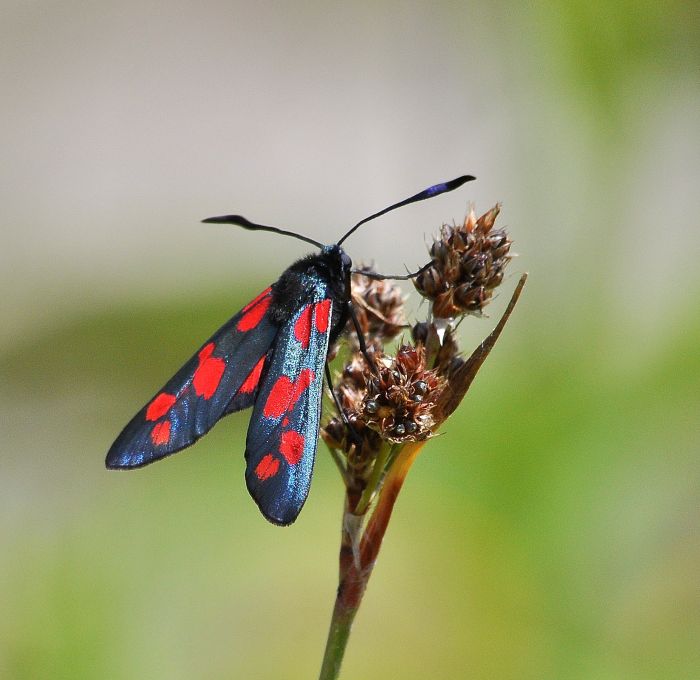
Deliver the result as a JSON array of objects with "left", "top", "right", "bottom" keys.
[{"left": 106, "top": 175, "right": 475, "bottom": 525}]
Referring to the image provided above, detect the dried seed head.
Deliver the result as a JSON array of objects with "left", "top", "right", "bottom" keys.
[
  {"left": 411, "top": 321, "right": 461, "bottom": 381},
  {"left": 347, "top": 266, "right": 406, "bottom": 351},
  {"left": 411, "top": 321, "right": 431, "bottom": 346},
  {"left": 359, "top": 345, "right": 444, "bottom": 443},
  {"left": 321, "top": 353, "right": 383, "bottom": 467},
  {"left": 322, "top": 408, "right": 383, "bottom": 482},
  {"left": 434, "top": 326, "right": 460, "bottom": 375},
  {"left": 414, "top": 205, "right": 513, "bottom": 319},
  {"left": 321, "top": 416, "right": 348, "bottom": 452}
]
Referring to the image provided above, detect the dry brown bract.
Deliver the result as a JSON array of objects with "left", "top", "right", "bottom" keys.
[{"left": 414, "top": 205, "right": 513, "bottom": 318}]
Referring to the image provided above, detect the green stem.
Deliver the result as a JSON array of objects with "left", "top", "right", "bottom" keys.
[
  {"left": 318, "top": 597, "right": 359, "bottom": 680},
  {"left": 353, "top": 442, "right": 393, "bottom": 516},
  {"left": 319, "top": 443, "right": 419, "bottom": 679}
]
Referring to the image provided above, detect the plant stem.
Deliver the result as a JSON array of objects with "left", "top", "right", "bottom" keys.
[
  {"left": 318, "top": 274, "right": 528, "bottom": 679},
  {"left": 318, "top": 516, "right": 368, "bottom": 680},
  {"left": 318, "top": 597, "right": 358, "bottom": 680},
  {"left": 318, "top": 441, "right": 427, "bottom": 679},
  {"left": 354, "top": 442, "right": 393, "bottom": 516},
  {"left": 360, "top": 441, "right": 425, "bottom": 565}
]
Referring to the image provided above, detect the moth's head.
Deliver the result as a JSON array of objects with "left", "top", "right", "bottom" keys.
[{"left": 321, "top": 244, "right": 352, "bottom": 278}]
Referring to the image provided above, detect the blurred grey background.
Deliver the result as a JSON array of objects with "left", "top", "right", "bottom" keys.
[{"left": 1, "top": 2, "right": 699, "bottom": 679}]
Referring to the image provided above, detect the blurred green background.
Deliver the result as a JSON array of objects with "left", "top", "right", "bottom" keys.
[{"left": 2, "top": 1, "right": 698, "bottom": 678}]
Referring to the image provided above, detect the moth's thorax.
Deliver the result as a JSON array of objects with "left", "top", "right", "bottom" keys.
[{"left": 269, "top": 244, "right": 352, "bottom": 341}]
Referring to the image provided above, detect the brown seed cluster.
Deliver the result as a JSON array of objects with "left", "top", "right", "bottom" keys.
[
  {"left": 322, "top": 344, "right": 444, "bottom": 463},
  {"left": 412, "top": 322, "right": 462, "bottom": 378},
  {"left": 323, "top": 203, "right": 514, "bottom": 467},
  {"left": 347, "top": 267, "right": 406, "bottom": 352},
  {"left": 321, "top": 354, "right": 382, "bottom": 469},
  {"left": 414, "top": 205, "right": 512, "bottom": 318},
  {"left": 360, "top": 345, "right": 444, "bottom": 443}
]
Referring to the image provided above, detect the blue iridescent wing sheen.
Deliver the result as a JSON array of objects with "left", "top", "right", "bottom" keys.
[
  {"left": 106, "top": 287, "right": 277, "bottom": 469},
  {"left": 244, "top": 286, "right": 333, "bottom": 526}
]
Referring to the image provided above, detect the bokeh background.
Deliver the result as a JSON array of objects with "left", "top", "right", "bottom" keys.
[{"left": 2, "top": 2, "right": 698, "bottom": 678}]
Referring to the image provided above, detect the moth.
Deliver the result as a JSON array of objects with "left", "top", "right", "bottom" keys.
[{"left": 106, "top": 175, "right": 474, "bottom": 525}]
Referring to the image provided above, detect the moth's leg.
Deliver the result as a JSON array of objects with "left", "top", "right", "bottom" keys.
[
  {"left": 350, "top": 260, "right": 433, "bottom": 281},
  {"left": 348, "top": 304, "right": 378, "bottom": 373}
]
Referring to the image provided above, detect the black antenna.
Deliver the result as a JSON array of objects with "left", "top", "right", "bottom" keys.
[
  {"left": 336, "top": 175, "right": 475, "bottom": 246},
  {"left": 202, "top": 214, "right": 324, "bottom": 249}
]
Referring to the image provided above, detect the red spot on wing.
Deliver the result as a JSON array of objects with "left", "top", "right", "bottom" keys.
[
  {"left": 291, "top": 369, "right": 314, "bottom": 404},
  {"left": 314, "top": 299, "right": 331, "bottom": 333},
  {"left": 242, "top": 287, "right": 271, "bottom": 312},
  {"left": 198, "top": 343, "right": 214, "bottom": 360},
  {"left": 263, "top": 377, "right": 293, "bottom": 418},
  {"left": 146, "top": 393, "right": 176, "bottom": 421},
  {"left": 282, "top": 417, "right": 289, "bottom": 427},
  {"left": 150, "top": 420, "right": 171, "bottom": 446},
  {"left": 255, "top": 454, "right": 280, "bottom": 480},
  {"left": 279, "top": 430, "right": 305, "bottom": 465},
  {"left": 193, "top": 342, "right": 225, "bottom": 399},
  {"left": 237, "top": 294, "right": 272, "bottom": 332},
  {"left": 240, "top": 356, "right": 266, "bottom": 394},
  {"left": 294, "top": 304, "right": 313, "bottom": 348},
  {"left": 263, "top": 369, "right": 315, "bottom": 419}
]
